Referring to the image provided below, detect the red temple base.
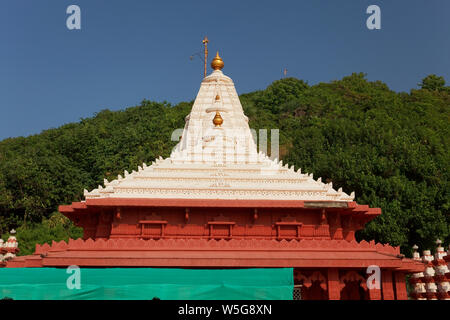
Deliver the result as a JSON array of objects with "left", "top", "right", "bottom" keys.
[{"left": 5, "top": 198, "right": 425, "bottom": 300}]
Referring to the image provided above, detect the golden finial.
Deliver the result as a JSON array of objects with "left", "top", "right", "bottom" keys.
[
  {"left": 213, "top": 111, "right": 223, "bottom": 127},
  {"left": 211, "top": 51, "right": 224, "bottom": 71}
]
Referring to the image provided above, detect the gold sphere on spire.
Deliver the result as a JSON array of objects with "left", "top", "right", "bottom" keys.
[
  {"left": 211, "top": 52, "right": 224, "bottom": 71},
  {"left": 213, "top": 111, "right": 223, "bottom": 127}
]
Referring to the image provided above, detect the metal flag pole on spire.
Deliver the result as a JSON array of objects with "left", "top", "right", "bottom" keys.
[
  {"left": 189, "top": 36, "right": 209, "bottom": 79},
  {"left": 202, "top": 36, "right": 209, "bottom": 78}
]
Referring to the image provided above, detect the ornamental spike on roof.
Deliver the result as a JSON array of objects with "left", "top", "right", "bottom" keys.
[{"left": 84, "top": 60, "right": 355, "bottom": 202}]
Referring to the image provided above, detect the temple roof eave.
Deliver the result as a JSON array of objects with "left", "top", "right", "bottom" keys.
[
  {"left": 59, "top": 199, "right": 381, "bottom": 218},
  {"left": 7, "top": 238, "right": 424, "bottom": 272}
]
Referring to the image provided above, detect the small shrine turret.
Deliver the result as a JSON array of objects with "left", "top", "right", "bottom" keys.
[
  {"left": 409, "top": 240, "right": 450, "bottom": 300},
  {"left": 0, "top": 230, "right": 19, "bottom": 266}
]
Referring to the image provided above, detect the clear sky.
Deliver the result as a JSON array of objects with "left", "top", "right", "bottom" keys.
[{"left": 1, "top": 0, "right": 449, "bottom": 140}]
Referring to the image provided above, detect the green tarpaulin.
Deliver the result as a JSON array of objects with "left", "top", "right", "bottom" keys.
[{"left": 0, "top": 268, "right": 293, "bottom": 300}]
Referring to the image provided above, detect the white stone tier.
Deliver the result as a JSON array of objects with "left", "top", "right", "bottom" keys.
[{"left": 84, "top": 68, "right": 355, "bottom": 202}]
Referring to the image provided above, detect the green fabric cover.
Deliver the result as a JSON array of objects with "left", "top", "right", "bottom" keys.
[{"left": 0, "top": 268, "right": 293, "bottom": 300}]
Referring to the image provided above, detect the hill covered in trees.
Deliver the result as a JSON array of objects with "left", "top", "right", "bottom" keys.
[{"left": 0, "top": 73, "right": 448, "bottom": 256}]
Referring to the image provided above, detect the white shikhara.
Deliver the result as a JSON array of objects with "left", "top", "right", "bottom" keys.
[{"left": 84, "top": 69, "right": 355, "bottom": 202}]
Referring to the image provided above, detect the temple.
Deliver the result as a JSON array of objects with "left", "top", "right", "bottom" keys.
[{"left": 3, "top": 52, "right": 429, "bottom": 300}]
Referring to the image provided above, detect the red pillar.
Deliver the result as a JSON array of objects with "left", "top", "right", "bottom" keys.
[
  {"left": 394, "top": 272, "right": 408, "bottom": 300},
  {"left": 368, "top": 288, "right": 381, "bottom": 300},
  {"left": 366, "top": 267, "right": 381, "bottom": 300},
  {"left": 381, "top": 270, "right": 395, "bottom": 300},
  {"left": 327, "top": 268, "right": 341, "bottom": 300}
]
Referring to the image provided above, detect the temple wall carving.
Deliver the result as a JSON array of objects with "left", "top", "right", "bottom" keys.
[{"left": 72, "top": 207, "right": 369, "bottom": 242}]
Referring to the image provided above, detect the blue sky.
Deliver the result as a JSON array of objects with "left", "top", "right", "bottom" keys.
[{"left": 1, "top": 0, "right": 449, "bottom": 140}]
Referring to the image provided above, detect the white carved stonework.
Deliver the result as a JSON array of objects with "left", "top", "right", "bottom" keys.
[
  {"left": 438, "top": 281, "right": 450, "bottom": 293},
  {"left": 426, "top": 282, "right": 438, "bottom": 293},
  {"left": 415, "top": 282, "right": 426, "bottom": 294},
  {"left": 84, "top": 69, "right": 355, "bottom": 202},
  {"left": 0, "top": 230, "right": 18, "bottom": 262},
  {"left": 436, "top": 261, "right": 449, "bottom": 276},
  {"left": 435, "top": 243, "right": 447, "bottom": 261}
]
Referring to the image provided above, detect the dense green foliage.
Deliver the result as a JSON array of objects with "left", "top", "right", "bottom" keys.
[
  {"left": 1, "top": 212, "right": 83, "bottom": 256},
  {"left": 0, "top": 74, "right": 448, "bottom": 257}
]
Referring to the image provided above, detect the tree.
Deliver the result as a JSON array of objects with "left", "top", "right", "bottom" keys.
[{"left": 419, "top": 74, "right": 445, "bottom": 91}]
